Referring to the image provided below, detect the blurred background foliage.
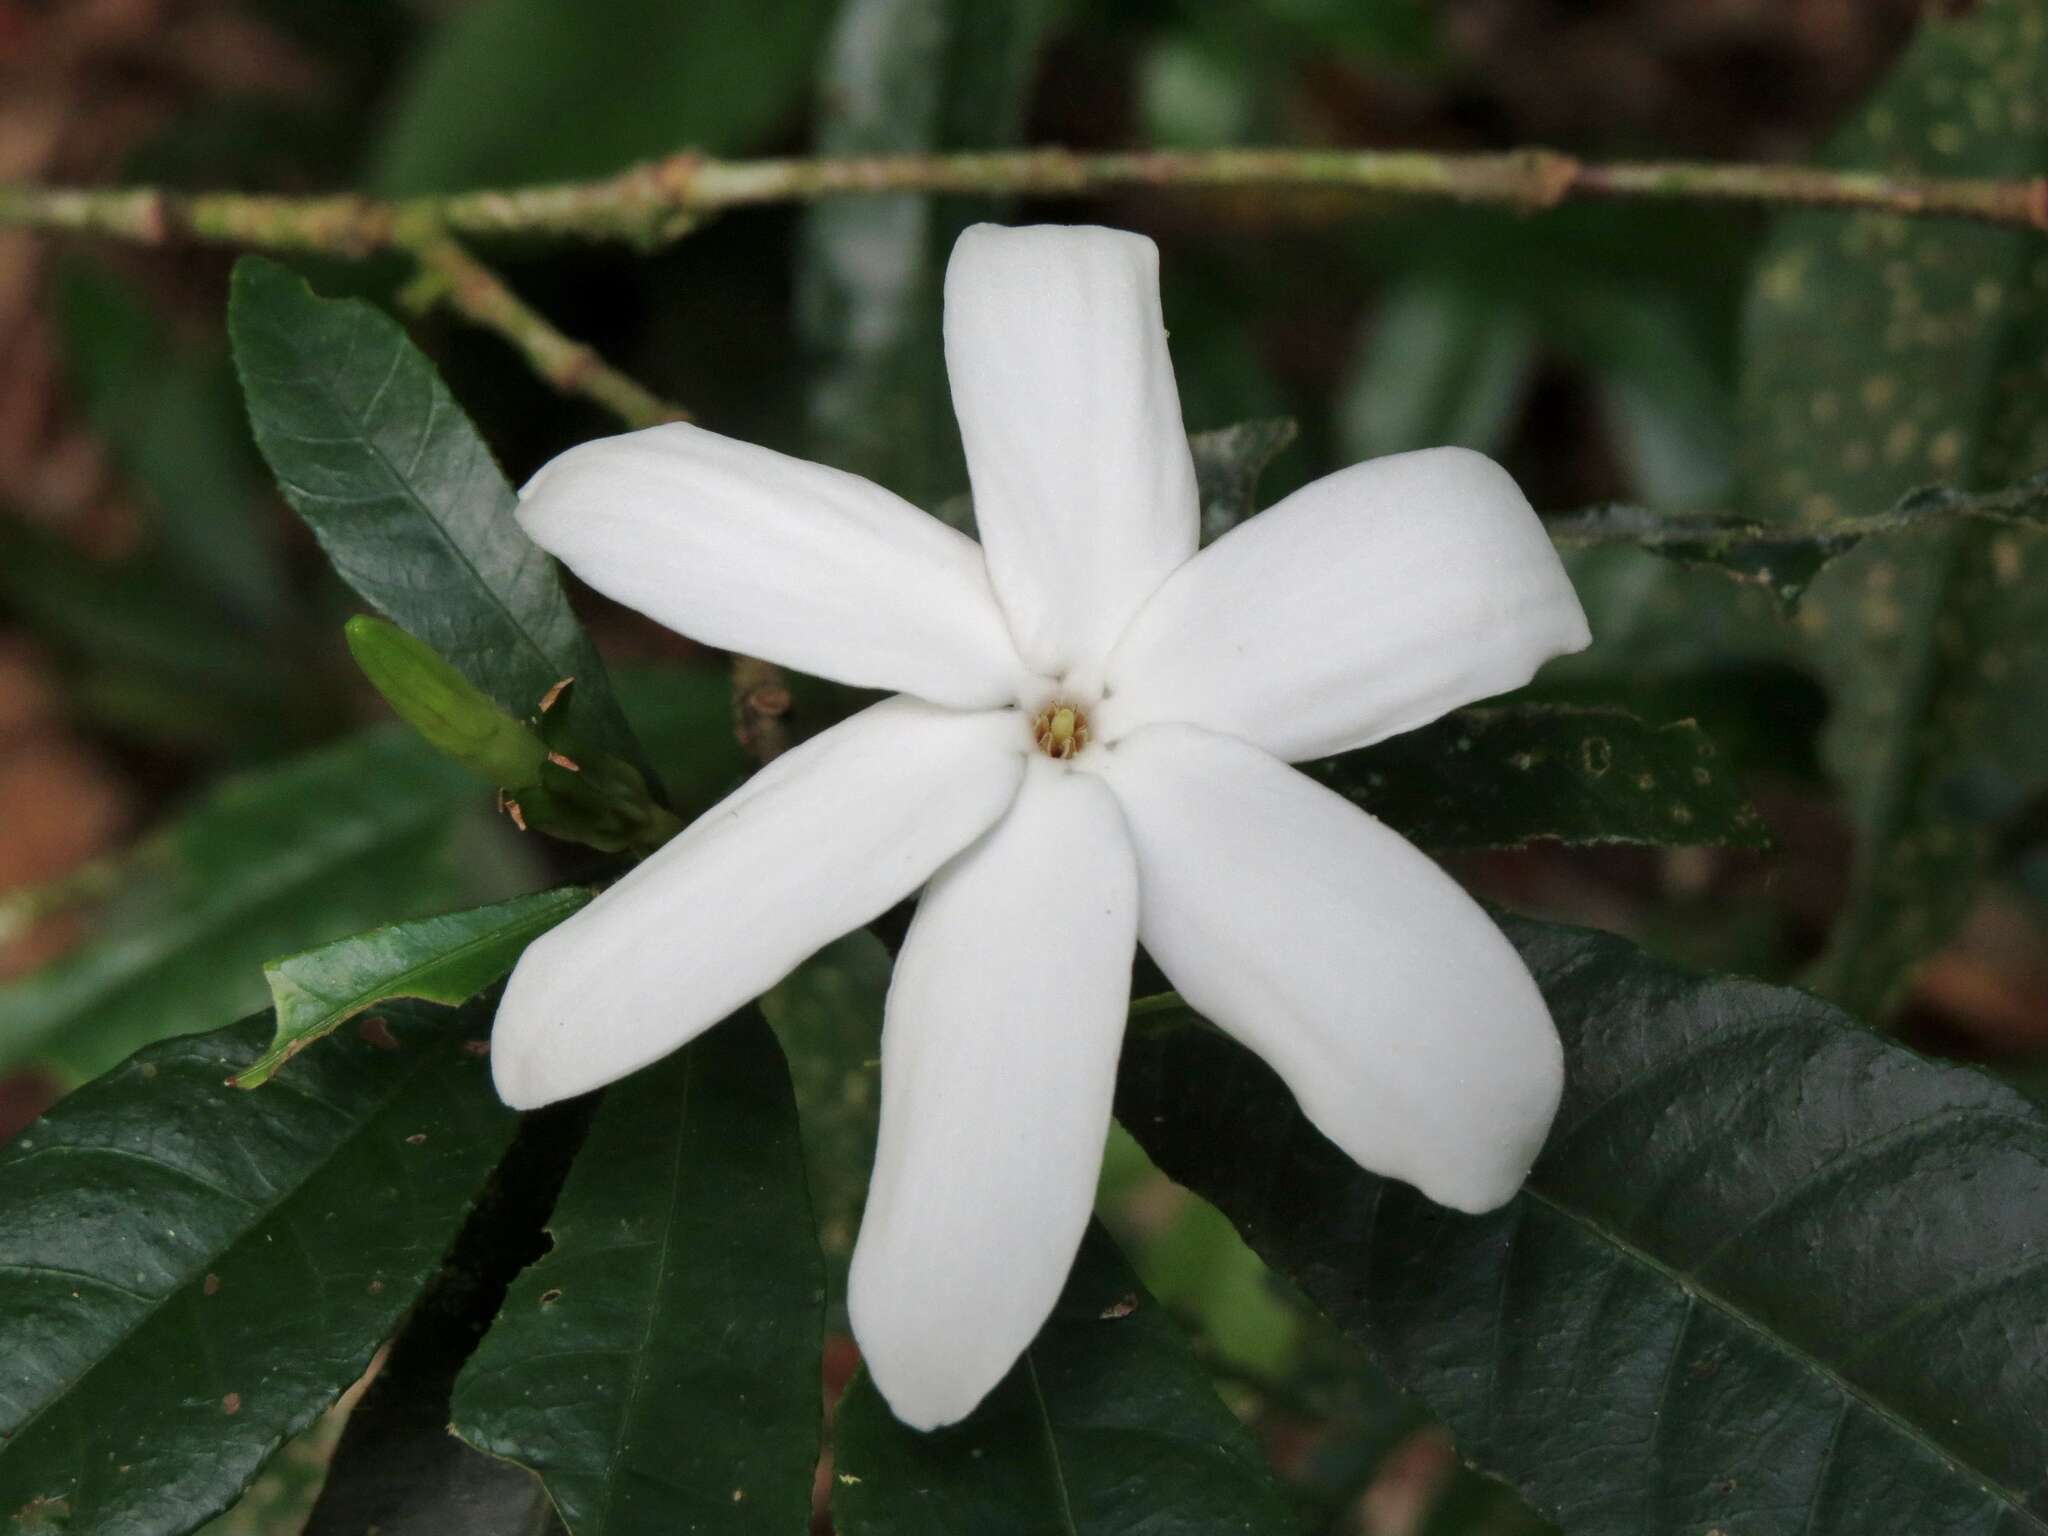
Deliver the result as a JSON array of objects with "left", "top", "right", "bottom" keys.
[{"left": 2, "top": 0, "right": 2045, "bottom": 1532}]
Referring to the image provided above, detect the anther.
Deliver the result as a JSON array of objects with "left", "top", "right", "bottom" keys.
[{"left": 1032, "top": 702, "right": 1090, "bottom": 760}]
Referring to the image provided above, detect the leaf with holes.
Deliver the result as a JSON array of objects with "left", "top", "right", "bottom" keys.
[
  {"left": 1737, "top": 0, "right": 2048, "bottom": 1018},
  {"left": 1118, "top": 917, "right": 2048, "bottom": 1536},
  {"left": 228, "top": 255, "right": 641, "bottom": 770},
  {"left": 451, "top": 1014, "right": 822, "bottom": 1534},
  {"left": 832, "top": 1222, "right": 1298, "bottom": 1536},
  {"left": 0, "top": 999, "right": 517, "bottom": 1536},
  {"left": 1310, "top": 703, "right": 1768, "bottom": 849}
]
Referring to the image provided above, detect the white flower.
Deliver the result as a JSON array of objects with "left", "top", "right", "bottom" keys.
[{"left": 493, "top": 223, "right": 1591, "bottom": 1430}]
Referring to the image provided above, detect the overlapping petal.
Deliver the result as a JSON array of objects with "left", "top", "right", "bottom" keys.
[
  {"left": 491, "top": 697, "right": 1028, "bottom": 1109},
  {"left": 1094, "top": 723, "right": 1563, "bottom": 1213},
  {"left": 848, "top": 759, "right": 1139, "bottom": 1429},
  {"left": 517, "top": 422, "right": 1034, "bottom": 709},
  {"left": 1095, "top": 447, "right": 1591, "bottom": 762},
  {"left": 944, "top": 224, "right": 1199, "bottom": 682}
]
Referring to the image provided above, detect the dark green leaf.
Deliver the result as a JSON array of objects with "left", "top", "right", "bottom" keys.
[
  {"left": 797, "top": 0, "right": 1057, "bottom": 504},
  {"left": 228, "top": 255, "right": 641, "bottom": 771},
  {"left": 1119, "top": 919, "right": 2048, "bottom": 1536},
  {"left": 1192, "top": 416, "right": 1299, "bottom": 545},
  {"left": 452, "top": 1014, "right": 824, "bottom": 1535},
  {"left": 0, "top": 726, "right": 524, "bottom": 1084},
  {"left": 373, "top": 0, "right": 831, "bottom": 194},
  {"left": 237, "top": 887, "right": 594, "bottom": 1090},
  {"left": 760, "top": 930, "right": 889, "bottom": 1307},
  {"left": 57, "top": 258, "right": 288, "bottom": 624},
  {"left": 1551, "top": 471, "right": 2048, "bottom": 611},
  {"left": 1311, "top": 704, "right": 1768, "bottom": 849},
  {"left": 609, "top": 663, "right": 749, "bottom": 820},
  {"left": 303, "top": 1105, "right": 589, "bottom": 1536},
  {"left": 833, "top": 1222, "right": 1298, "bottom": 1536},
  {"left": 1737, "top": 0, "right": 2048, "bottom": 1018},
  {"left": 0, "top": 519, "right": 302, "bottom": 754},
  {"left": 0, "top": 998, "right": 518, "bottom": 1536},
  {"left": 1336, "top": 277, "right": 1536, "bottom": 463}
]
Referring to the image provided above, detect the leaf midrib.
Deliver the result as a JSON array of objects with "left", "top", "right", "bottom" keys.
[
  {"left": 592, "top": 1049, "right": 694, "bottom": 1535},
  {"left": 273, "top": 889, "right": 587, "bottom": 1041},
  {"left": 0, "top": 1030, "right": 460, "bottom": 1457},
  {"left": 270, "top": 301, "right": 579, "bottom": 720},
  {"left": 1519, "top": 1181, "right": 2045, "bottom": 1530}
]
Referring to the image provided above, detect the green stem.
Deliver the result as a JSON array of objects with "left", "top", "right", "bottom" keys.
[{"left": 3, "top": 148, "right": 2045, "bottom": 260}]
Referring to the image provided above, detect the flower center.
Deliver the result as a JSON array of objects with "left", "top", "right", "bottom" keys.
[{"left": 1031, "top": 701, "right": 1091, "bottom": 760}]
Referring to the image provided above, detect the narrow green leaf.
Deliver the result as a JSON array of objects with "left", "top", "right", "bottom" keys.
[
  {"left": 0, "top": 726, "right": 522, "bottom": 1083},
  {"left": 0, "top": 998, "right": 518, "bottom": 1536},
  {"left": 238, "top": 886, "right": 594, "bottom": 1090},
  {"left": 0, "top": 519, "right": 300, "bottom": 753},
  {"left": 797, "top": 0, "right": 1057, "bottom": 504},
  {"left": 1737, "top": 0, "right": 2048, "bottom": 1017},
  {"left": 57, "top": 257, "right": 289, "bottom": 624},
  {"left": 452, "top": 1014, "right": 824, "bottom": 1535},
  {"left": 1311, "top": 704, "right": 1769, "bottom": 850},
  {"left": 373, "top": 0, "right": 831, "bottom": 195},
  {"left": 832, "top": 1223, "right": 1298, "bottom": 1536},
  {"left": 1119, "top": 919, "right": 2048, "bottom": 1536},
  {"left": 1336, "top": 276, "right": 1536, "bottom": 463},
  {"left": 228, "top": 255, "right": 641, "bottom": 771}
]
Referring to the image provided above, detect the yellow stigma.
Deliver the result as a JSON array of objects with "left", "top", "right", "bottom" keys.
[{"left": 1032, "top": 701, "right": 1090, "bottom": 760}]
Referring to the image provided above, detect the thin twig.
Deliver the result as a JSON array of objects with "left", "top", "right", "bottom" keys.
[
  {"left": 401, "top": 236, "right": 688, "bottom": 430},
  {"left": 2, "top": 148, "right": 2045, "bottom": 260}
]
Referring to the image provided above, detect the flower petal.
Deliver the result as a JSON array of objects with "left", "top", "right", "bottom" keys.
[
  {"left": 848, "top": 758, "right": 1138, "bottom": 1429},
  {"left": 1095, "top": 723, "right": 1562, "bottom": 1213},
  {"left": 1096, "top": 447, "right": 1590, "bottom": 761},
  {"left": 944, "top": 224, "right": 1198, "bottom": 681},
  {"left": 491, "top": 697, "right": 1027, "bottom": 1109},
  {"left": 518, "top": 422, "right": 1033, "bottom": 709}
]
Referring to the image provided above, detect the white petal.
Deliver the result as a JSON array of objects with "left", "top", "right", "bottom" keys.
[
  {"left": 848, "top": 758, "right": 1138, "bottom": 1429},
  {"left": 1097, "top": 447, "right": 1590, "bottom": 761},
  {"left": 491, "top": 697, "right": 1027, "bottom": 1109},
  {"left": 518, "top": 422, "right": 1033, "bottom": 710},
  {"left": 944, "top": 224, "right": 1198, "bottom": 681},
  {"left": 1095, "top": 724, "right": 1562, "bottom": 1213}
]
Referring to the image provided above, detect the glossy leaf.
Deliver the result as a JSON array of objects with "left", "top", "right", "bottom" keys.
[
  {"left": 0, "top": 999, "right": 518, "bottom": 1536},
  {"left": 1737, "top": 0, "right": 2048, "bottom": 1018},
  {"left": 0, "top": 726, "right": 521, "bottom": 1084},
  {"left": 374, "top": 0, "right": 831, "bottom": 194},
  {"left": 797, "top": 0, "right": 1057, "bottom": 505},
  {"left": 303, "top": 1107, "right": 589, "bottom": 1536},
  {"left": 1119, "top": 918, "right": 2048, "bottom": 1536},
  {"left": 228, "top": 255, "right": 641, "bottom": 770},
  {"left": 833, "top": 1223, "right": 1297, "bottom": 1536},
  {"left": 760, "top": 930, "right": 890, "bottom": 1305},
  {"left": 1311, "top": 704, "right": 1769, "bottom": 850},
  {"left": 237, "top": 887, "right": 594, "bottom": 1089},
  {"left": 452, "top": 1014, "right": 824, "bottom": 1535}
]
